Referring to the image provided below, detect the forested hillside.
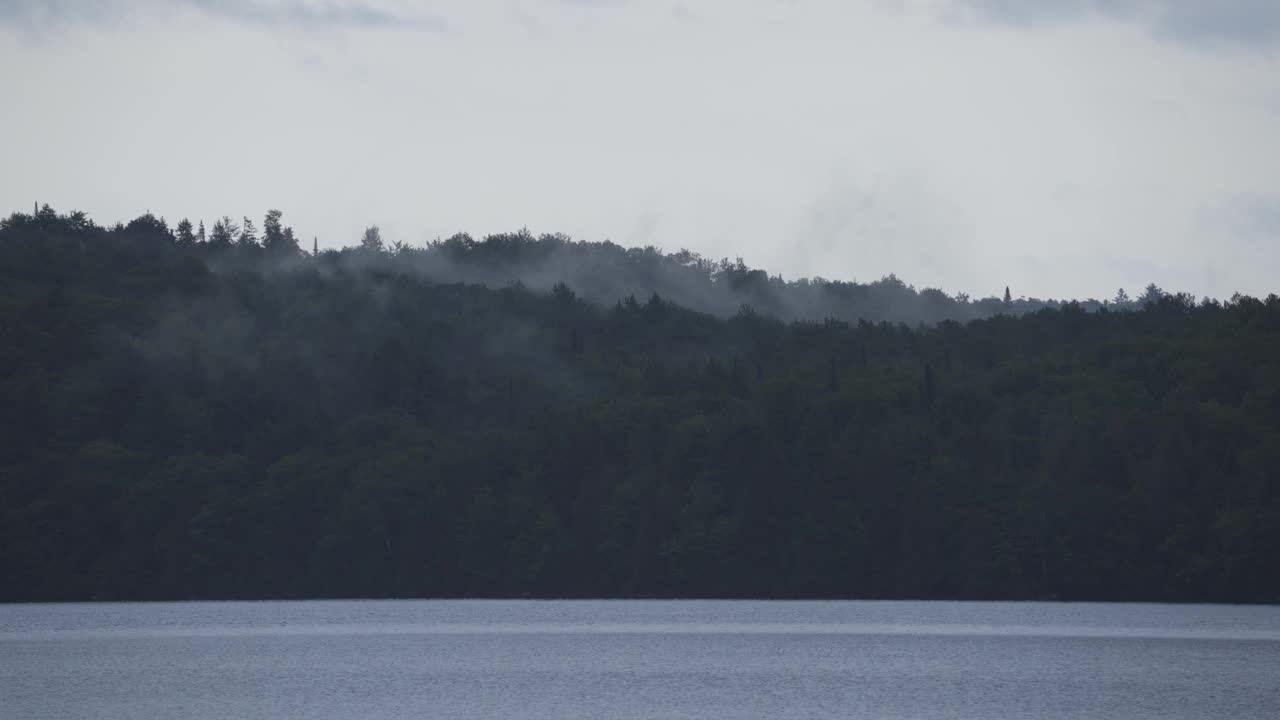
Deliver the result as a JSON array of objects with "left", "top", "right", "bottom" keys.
[{"left": 2, "top": 207, "right": 1278, "bottom": 603}]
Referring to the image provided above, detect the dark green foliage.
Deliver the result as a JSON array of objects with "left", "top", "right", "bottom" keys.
[
  {"left": 209, "top": 216, "right": 236, "bottom": 248},
  {"left": 360, "top": 226, "right": 384, "bottom": 253},
  {"left": 1, "top": 208, "right": 1278, "bottom": 603},
  {"left": 261, "top": 209, "right": 299, "bottom": 256},
  {"left": 175, "top": 219, "right": 195, "bottom": 248}
]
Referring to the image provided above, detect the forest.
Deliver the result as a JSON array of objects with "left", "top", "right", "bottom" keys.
[{"left": 1, "top": 206, "right": 1277, "bottom": 603}]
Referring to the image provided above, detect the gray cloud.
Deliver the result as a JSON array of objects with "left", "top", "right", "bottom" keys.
[
  {"left": 670, "top": 2, "right": 699, "bottom": 24},
  {"left": 0, "top": 0, "right": 447, "bottom": 33},
  {"left": 550, "top": 0, "right": 629, "bottom": 7},
  {"left": 1217, "top": 192, "right": 1280, "bottom": 240},
  {"left": 0, "top": 0, "right": 128, "bottom": 30},
  {"left": 1186, "top": 193, "right": 1280, "bottom": 297},
  {"left": 188, "top": 0, "right": 447, "bottom": 32},
  {"left": 951, "top": 0, "right": 1280, "bottom": 49}
]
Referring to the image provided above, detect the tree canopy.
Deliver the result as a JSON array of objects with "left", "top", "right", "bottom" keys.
[{"left": 1, "top": 207, "right": 1277, "bottom": 603}]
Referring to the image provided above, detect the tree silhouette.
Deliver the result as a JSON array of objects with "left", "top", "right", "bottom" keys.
[
  {"left": 360, "top": 225, "right": 384, "bottom": 253},
  {"left": 175, "top": 218, "right": 196, "bottom": 247},
  {"left": 209, "top": 216, "right": 239, "bottom": 248},
  {"left": 262, "top": 209, "right": 299, "bottom": 255},
  {"left": 238, "top": 216, "right": 258, "bottom": 247}
]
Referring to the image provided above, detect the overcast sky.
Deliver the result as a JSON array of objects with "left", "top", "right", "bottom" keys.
[{"left": 2, "top": 0, "right": 1278, "bottom": 299}]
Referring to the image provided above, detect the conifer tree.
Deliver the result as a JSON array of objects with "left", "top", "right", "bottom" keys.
[
  {"left": 175, "top": 218, "right": 196, "bottom": 247},
  {"left": 238, "top": 216, "right": 258, "bottom": 247}
]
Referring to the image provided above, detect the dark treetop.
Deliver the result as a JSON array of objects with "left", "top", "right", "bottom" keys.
[{"left": 1, "top": 207, "right": 1277, "bottom": 602}]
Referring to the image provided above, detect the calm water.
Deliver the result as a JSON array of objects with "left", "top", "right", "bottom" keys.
[{"left": 2, "top": 600, "right": 1278, "bottom": 719}]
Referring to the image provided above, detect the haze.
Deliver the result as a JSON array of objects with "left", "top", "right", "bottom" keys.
[{"left": 2, "top": 0, "right": 1278, "bottom": 300}]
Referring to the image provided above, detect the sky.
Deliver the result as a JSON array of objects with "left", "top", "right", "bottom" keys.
[{"left": 2, "top": 0, "right": 1278, "bottom": 300}]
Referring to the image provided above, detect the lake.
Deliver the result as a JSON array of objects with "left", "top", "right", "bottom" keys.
[{"left": 2, "top": 600, "right": 1278, "bottom": 719}]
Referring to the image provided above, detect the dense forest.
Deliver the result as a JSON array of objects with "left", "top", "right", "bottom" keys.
[{"left": 2, "top": 206, "right": 1278, "bottom": 603}]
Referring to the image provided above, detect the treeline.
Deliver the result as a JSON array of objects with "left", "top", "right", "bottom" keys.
[
  {"left": 1, "top": 207, "right": 1277, "bottom": 603},
  {"left": 21, "top": 205, "right": 1141, "bottom": 325}
]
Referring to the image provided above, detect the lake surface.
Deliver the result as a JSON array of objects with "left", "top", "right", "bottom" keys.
[{"left": 3, "top": 600, "right": 1278, "bottom": 719}]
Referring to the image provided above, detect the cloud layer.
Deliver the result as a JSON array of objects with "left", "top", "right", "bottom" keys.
[
  {"left": 0, "top": 0, "right": 446, "bottom": 33},
  {"left": 951, "top": 0, "right": 1280, "bottom": 49}
]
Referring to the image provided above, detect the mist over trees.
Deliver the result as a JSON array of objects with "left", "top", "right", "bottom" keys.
[
  {"left": 29, "top": 207, "right": 1131, "bottom": 326},
  {"left": 2, "top": 206, "right": 1277, "bottom": 603}
]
